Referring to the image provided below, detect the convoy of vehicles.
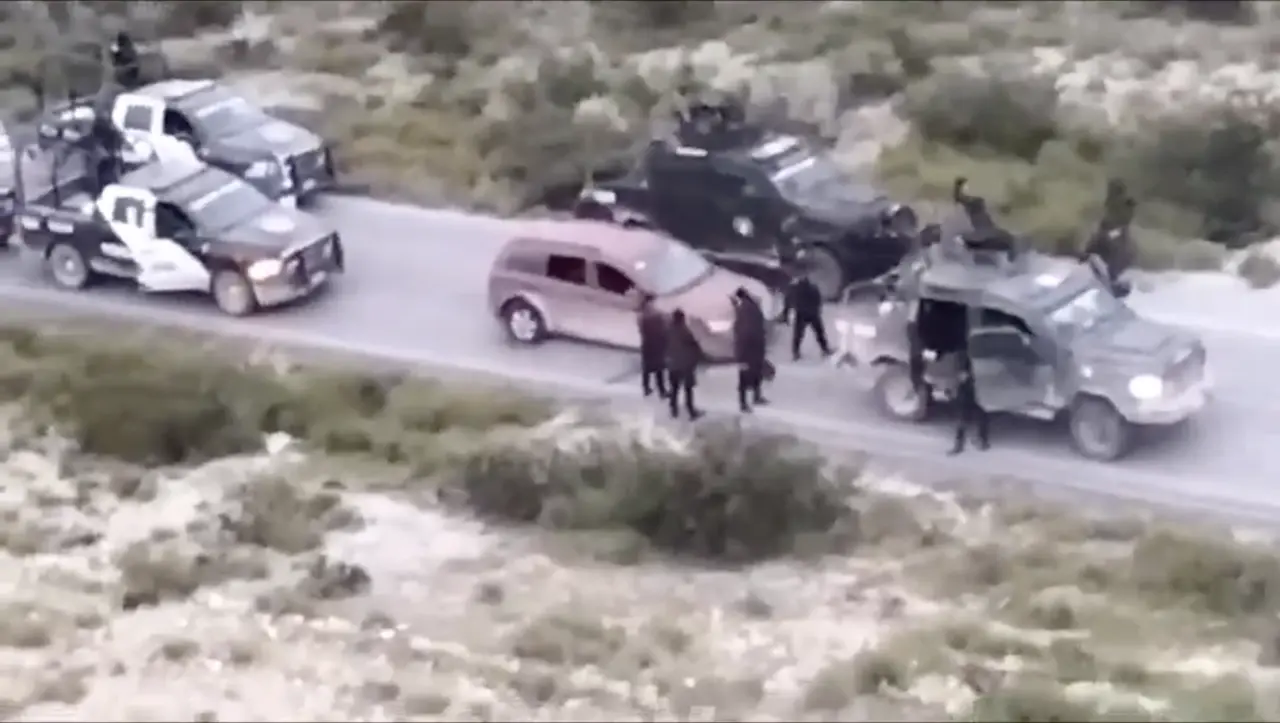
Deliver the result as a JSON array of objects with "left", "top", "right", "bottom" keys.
[
  {"left": 572, "top": 99, "right": 917, "bottom": 302},
  {"left": 10, "top": 92, "right": 343, "bottom": 316},
  {"left": 834, "top": 235, "right": 1211, "bottom": 461},
  {"left": 487, "top": 219, "right": 775, "bottom": 361},
  {"left": 0, "top": 30, "right": 1215, "bottom": 465}
]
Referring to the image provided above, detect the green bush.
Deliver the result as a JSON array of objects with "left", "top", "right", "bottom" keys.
[
  {"left": 1131, "top": 528, "right": 1280, "bottom": 617},
  {"left": 901, "top": 69, "right": 1061, "bottom": 161},
  {"left": 0, "top": 328, "right": 552, "bottom": 467},
  {"left": 1116, "top": 105, "right": 1280, "bottom": 247},
  {"left": 451, "top": 420, "right": 854, "bottom": 563}
]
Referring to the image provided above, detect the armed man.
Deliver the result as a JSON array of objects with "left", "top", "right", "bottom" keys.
[
  {"left": 950, "top": 352, "right": 990, "bottom": 455},
  {"left": 110, "top": 31, "right": 142, "bottom": 89},
  {"left": 731, "top": 286, "right": 770, "bottom": 413},
  {"left": 1083, "top": 179, "right": 1137, "bottom": 292},
  {"left": 637, "top": 293, "right": 669, "bottom": 399},
  {"left": 783, "top": 264, "right": 832, "bottom": 360},
  {"left": 665, "top": 309, "right": 704, "bottom": 421}
]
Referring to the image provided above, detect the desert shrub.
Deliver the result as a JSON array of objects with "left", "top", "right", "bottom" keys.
[
  {"left": 1237, "top": 251, "right": 1280, "bottom": 289},
  {"left": 803, "top": 648, "right": 912, "bottom": 711},
  {"left": 451, "top": 419, "right": 853, "bottom": 563},
  {"left": 373, "top": 0, "right": 483, "bottom": 64},
  {"left": 1119, "top": 0, "right": 1255, "bottom": 23},
  {"left": 1117, "top": 106, "right": 1280, "bottom": 247},
  {"left": 0, "top": 327, "right": 551, "bottom": 467},
  {"left": 972, "top": 677, "right": 1156, "bottom": 722},
  {"left": 901, "top": 69, "right": 1060, "bottom": 161},
  {"left": 1131, "top": 528, "right": 1280, "bottom": 617}
]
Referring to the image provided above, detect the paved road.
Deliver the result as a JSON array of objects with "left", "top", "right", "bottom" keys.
[{"left": 2, "top": 195, "right": 1279, "bottom": 522}]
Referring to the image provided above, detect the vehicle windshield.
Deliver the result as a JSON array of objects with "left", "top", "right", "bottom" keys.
[
  {"left": 1046, "top": 285, "right": 1127, "bottom": 335},
  {"left": 190, "top": 89, "right": 269, "bottom": 137},
  {"left": 766, "top": 148, "right": 879, "bottom": 206},
  {"left": 636, "top": 241, "right": 714, "bottom": 296},
  {"left": 185, "top": 179, "right": 276, "bottom": 232}
]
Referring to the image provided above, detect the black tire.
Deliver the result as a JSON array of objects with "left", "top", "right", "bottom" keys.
[
  {"left": 873, "top": 362, "right": 930, "bottom": 422},
  {"left": 46, "top": 242, "right": 94, "bottom": 290},
  {"left": 211, "top": 268, "right": 259, "bottom": 317},
  {"left": 805, "top": 244, "right": 846, "bottom": 302},
  {"left": 501, "top": 298, "right": 547, "bottom": 345},
  {"left": 1068, "top": 396, "right": 1133, "bottom": 461}
]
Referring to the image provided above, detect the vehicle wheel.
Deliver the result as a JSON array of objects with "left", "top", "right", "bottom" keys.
[
  {"left": 873, "top": 362, "right": 930, "bottom": 422},
  {"left": 46, "top": 242, "right": 94, "bottom": 290},
  {"left": 211, "top": 269, "right": 259, "bottom": 317},
  {"left": 805, "top": 245, "right": 846, "bottom": 302},
  {"left": 1068, "top": 396, "right": 1133, "bottom": 461},
  {"left": 502, "top": 298, "right": 547, "bottom": 345}
]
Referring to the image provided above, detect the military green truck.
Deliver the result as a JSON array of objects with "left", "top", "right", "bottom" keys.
[{"left": 834, "top": 237, "right": 1212, "bottom": 461}]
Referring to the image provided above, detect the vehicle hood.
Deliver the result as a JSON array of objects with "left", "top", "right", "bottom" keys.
[
  {"left": 215, "top": 119, "right": 322, "bottom": 159},
  {"left": 794, "top": 192, "right": 894, "bottom": 233},
  {"left": 1072, "top": 314, "right": 1202, "bottom": 371},
  {"left": 657, "top": 267, "right": 774, "bottom": 327},
  {"left": 217, "top": 206, "right": 332, "bottom": 258}
]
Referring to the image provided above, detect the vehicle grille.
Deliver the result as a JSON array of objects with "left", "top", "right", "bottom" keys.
[
  {"left": 1165, "top": 344, "right": 1205, "bottom": 394},
  {"left": 290, "top": 234, "right": 337, "bottom": 280}
]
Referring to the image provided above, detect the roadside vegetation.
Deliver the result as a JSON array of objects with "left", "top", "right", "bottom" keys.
[
  {"left": 0, "top": 322, "right": 1278, "bottom": 719},
  {"left": 7, "top": 2, "right": 1280, "bottom": 271}
]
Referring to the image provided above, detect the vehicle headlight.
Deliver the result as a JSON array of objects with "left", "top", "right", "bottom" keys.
[
  {"left": 245, "top": 160, "right": 277, "bottom": 179},
  {"left": 246, "top": 258, "right": 284, "bottom": 281},
  {"left": 706, "top": 319, "right": 732, "bottom": 334},
  {"left": 1128, "top": 374, "right": 1164, "bottom": 400}
]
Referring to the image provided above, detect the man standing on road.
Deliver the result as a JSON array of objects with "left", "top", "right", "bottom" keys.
[
  {"left": 950, "top": 353, "right": 990, "bottom": 455},
  {"left": 731, "top": 287, "right": 770, "bottom": 413},
  {"left": 637, "top": 293, "right": 669, "bottom": 399},
  {"left": 783, "top": 267, "right": 832, "bottom": 361},
  {"left": 665, "top": 309, "right": 704, "bottom": 421}
]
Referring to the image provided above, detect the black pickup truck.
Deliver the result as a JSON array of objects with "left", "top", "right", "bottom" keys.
[{"left": 573, "top": 101, "right": 917, "bottom": 300}]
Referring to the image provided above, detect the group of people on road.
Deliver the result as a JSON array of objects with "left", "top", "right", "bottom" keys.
[{"left": 636, "top": 266, "right": 834, "bottom": 421}]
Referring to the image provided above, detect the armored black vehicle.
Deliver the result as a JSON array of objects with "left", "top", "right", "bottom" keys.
[
  {"left": 12, "top": 92, "right": 344, "bottom": 317},
  {"left": 38, "top": 80, "right": 336, "bottom": 208},
  {"left": 572, "top": 99, "right": 917, "bottom": 300},
  {"left": 834, "top": 235, "right": 1211, "bottom": 461}
]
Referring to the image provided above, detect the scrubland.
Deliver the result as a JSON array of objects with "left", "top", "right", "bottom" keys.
[
  {"left": 1, "top": 4, "right": 1280, "bottom": 719},
  {"left": 0, "top": 325, "right": 1273, "bottom": 721}
]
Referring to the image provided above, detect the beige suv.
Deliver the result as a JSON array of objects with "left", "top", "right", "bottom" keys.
[{"left": 487, "top": 219, "right": 774, "bottom": 361}]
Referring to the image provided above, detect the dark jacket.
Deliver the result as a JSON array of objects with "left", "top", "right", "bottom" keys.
[
  {"left": 638, "top": 306, "right": 668, "bottom": 365},
  {"left": 784, "top": 277, "right": 823, "bottom": 321},
  {"left": 666, "top": 315, "right": 702, "bottom": 375},
  {"left": 732, "top": 294, "right": 767, "bottom": 365},
  {"left": 111, "top": 32, "right": 141, "bottom": 88}
]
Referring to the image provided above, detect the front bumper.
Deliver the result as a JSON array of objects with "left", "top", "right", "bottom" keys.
[
  {"left": 251, "top": 235, "right": 345, "bottom": 308},
  {"left": 288, "top": 147, "right": 338, "bottom": 201}
]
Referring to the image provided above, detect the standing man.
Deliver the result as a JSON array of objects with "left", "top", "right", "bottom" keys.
[
  {"left": 950, "top": 353, "right": 990, "bottom": 454},
  {"left": 637, "top": 293, "right": 669, "bottom": 399},
  {"left": 783, "top": 266, "right": 831, "bottom": 361},
  {"left": 731, "top": 287, "right": 769, "bottom": 413},
  {"left": 665, "top": 309, "right": 704, "bottom": 421},
  {"left": 111, "top": 31, "right": 142, "bottom": 89}
]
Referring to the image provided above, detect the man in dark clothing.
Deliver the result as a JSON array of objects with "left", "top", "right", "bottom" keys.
[
  {"left": 1085, "top": 179, "right": 1137, "bottom": 287},
  {"left": 111, "top": 31, "right": 142, "bottom": 89},
  {"left": 953, "top": 176, "right": 996, "bottom": 233},
  {"left": 665, "top": 309, "right": 704, "bottom": 420},
  {"left": 731, "top": 287, "right": 769, "bottom": 413},
  {"left": 637, "top": 294, "right": 669, "bottom": 399},
  {"left": 950, "top": 354, "right": 990, "bottom": 455},
  {"left": 783, "top": 268, "right": 831, "bottom": 360}
]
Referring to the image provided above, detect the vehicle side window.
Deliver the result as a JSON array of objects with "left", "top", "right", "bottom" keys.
[
  {"left": 500, "top": 246, "right": 546, "bottom": 275},
  {"left": 546, "top": 254, "right": 588, "bottom": 286},
  {"left": 163, "top": 109, "right": 196, "bottom": 140},
  {"left": 155, "top": 202, "right": 193, "bottom": 240},
  {"left": 595, "top": 262, "right": 634, "bottom": 295},
  {"left": 121, "top": 104, "right": 153, "bottom": 133},
  {"left": 978, "top": 307, "right": 1031, "bottom": 336}
]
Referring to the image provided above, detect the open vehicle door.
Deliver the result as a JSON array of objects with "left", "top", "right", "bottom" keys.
[
  {"left": 967, "top": 323, "right": 1052, "bottom": 412},
  {"left": 96, "top": 183, "right": 206, "bottom": 293}
]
